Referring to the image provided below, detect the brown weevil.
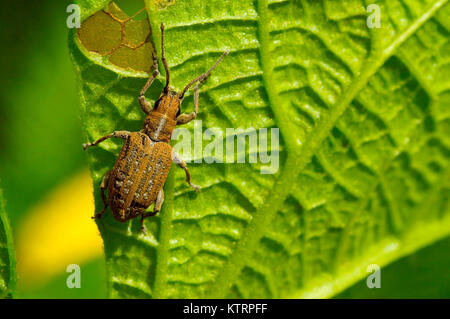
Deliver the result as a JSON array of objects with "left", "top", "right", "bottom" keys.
[{"left": 83, "top": 23, "right": 228, "bottom": 232}]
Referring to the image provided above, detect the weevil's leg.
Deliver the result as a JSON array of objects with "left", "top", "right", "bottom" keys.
[
  {"left": 153, "top": 189, "right": 165, "bottom": 214},
  {"left": 179, "top": 49, "right": 229, "bottom": 100},
  {"left": 140, "top": 189, "right": 164, "bottom": 233},
  {"left": 176, "top": 82, "right": 200, "bottom": 125},
  {"left": 176, "top": 50, "right": 229, "bottom": 124},
  {"left": 160, "top": 23, "right": 170, "bottom": 93},
  {"left": 139, "top": 55, "right": 160, "bottom": 114},
  {"left": 93, "top": 171, "right": 111, "bottom": 219},
  {"left": 82, "top": 131, "right": 130, "bottom": 150},
  {"left": 172, "top": 150, "right": 200, "bottom": 191}
]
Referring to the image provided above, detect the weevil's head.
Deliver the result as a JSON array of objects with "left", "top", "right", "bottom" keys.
[
  {"left": 142, "top": 90, "right": 180, "bottom": 143},
  {"left": 153, "top": 90, "right": 181, "bottom": 119}
]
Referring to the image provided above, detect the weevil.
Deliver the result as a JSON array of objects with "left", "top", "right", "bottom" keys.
[{"left": 83, "top": 23, "right": 228, "bottom": 232}]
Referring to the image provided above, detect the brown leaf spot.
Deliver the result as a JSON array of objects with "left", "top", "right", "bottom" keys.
[{"left": 76, "top": 1, "right": 155, "bottom": 73}]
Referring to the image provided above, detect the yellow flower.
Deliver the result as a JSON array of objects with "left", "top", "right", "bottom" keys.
[{"left": 16, "top": 170, "right": 102, "bottom": 289}]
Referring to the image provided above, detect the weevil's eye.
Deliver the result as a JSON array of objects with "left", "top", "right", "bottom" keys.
[{"left": 176, "top": 107, "right": 181, "bottom": 117}]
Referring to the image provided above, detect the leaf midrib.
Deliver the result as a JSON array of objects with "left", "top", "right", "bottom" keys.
[
  {"left": 147, "top": 0, "right": 299, "bottom": 298},
  {"left": 206, "top": 0, "right": 448, "bottom": 298}
]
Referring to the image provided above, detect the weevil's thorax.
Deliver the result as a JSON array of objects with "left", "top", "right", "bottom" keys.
[{"left": 142, "top": 90, "right": 180, "bottom": 143}]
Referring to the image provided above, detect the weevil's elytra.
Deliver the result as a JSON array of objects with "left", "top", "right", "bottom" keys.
[
  {"left": 108, "top": 132, "right": 172, "bottom": 222},
  {"left": 83, "top": 23, "right": 229, "bottom": 232}
]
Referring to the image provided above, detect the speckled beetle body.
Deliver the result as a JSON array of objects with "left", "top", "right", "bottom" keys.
[{"left": 83, "top": 23, "right": 228, "bottom": 232}]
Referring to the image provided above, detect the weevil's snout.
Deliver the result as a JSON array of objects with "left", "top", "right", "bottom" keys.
[
  {"left": 151, "top": 93, "right": 179, "bottom": 118},
  {"left": 142, "top": 94, "right": 178, "bottom": 143}
]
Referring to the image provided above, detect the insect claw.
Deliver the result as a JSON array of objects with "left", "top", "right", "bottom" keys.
[
  {"left": 92, "top": 212, "right": 103, "bottom": 219},
  {"left": 82, "top": 143, "right": 88, "bottom": 150}
]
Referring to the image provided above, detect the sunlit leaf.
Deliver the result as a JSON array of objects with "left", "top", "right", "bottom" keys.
[{"left": 70, "top": 0, "right": 450, "bottom": 298}]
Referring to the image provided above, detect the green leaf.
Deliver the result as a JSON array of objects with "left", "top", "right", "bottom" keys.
[
  {"left": 0, "top": 189, "right": 17, "bottom": 298},
  {"left": 70, "top": 0, "right": 450, "bottom": 298}
]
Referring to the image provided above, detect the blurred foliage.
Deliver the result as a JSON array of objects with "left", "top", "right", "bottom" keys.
[
  {"left": 0, "top": 1, "right": 83, "bottom": 227},
  {"left": 16, "top": 258, "right": 105, "bottom": 299},
  {"left": 16, "top": 170, "right": 102, "bottom": 291},
  {"left": 0, "top": 0, "right": 105, "bottom": 298}
]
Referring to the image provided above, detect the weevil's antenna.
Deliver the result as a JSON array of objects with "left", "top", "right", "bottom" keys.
[
  {"left": 161, "top": 23, "right": 170, "bottom": 93},
  {"left": 179, "top": 49, "right": 229, "bottom": 99}
]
